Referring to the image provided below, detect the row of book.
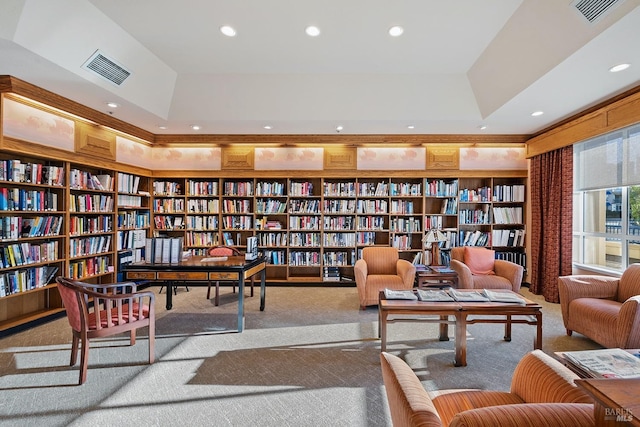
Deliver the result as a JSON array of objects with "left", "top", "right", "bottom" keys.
[
  {"left": 1, "top": 241, "right": 59, "bottom": 268},
  {"left": 116, "top": 229, "right": 147, "bottom": 251},
  {"left": 288, "top": 251, "right": 321, "bottom": 266},
  {"left": 459, "top": 186, "right": 492, "bottom": 202},
  {"left": 323, "top": 266, "right": 341, "bottom": 281},
  {"left": 390, "top": 182, "right": 422, "bottom": 196},
  {"left": 68, "top": 255, "right": 110, "bottom": 279},
  {"left": 491, "top": 229, "right": 526, "bottom": 247},
  {"left": 324, "top": 216, "right": 356, "bottom": 230},
  {"left": 117, "top": 194, "right": 143, "bottom": 208},
  {"left": 188, "top": 198, "right": 219, "bottom": 213},
  {"left": 1, "top": 215, "right": 63, "bottom": 240},
  {"left": 69, "top": 194, "right": 114, "bottom": 213},
  {"left": 357, "top": 181, "right": 388, "bottom": 197},
  {"left": 223, "top": 181, "right": 254, "bottom": 197},
  {"left": 0, "top": 187, "right": 60, "bottom": 211},
  {"left": 357, "top": 216, "right": 386, "bottom": 230},
  {"left": 440, "top": 198, "right": 458, "bottom": 215},
  {"left": 425, "top": 179, "right": 458, "bottom": 197},
  {"left": 145, "top": 237, "right": 184, "bottom": 264},
  {"left": 288, "top": 199, "right": 320, "bottom": 213},
  {"left": 289, "top": 181, "right": 314, "bottom": 196},
  {"left": 186, "top": 215, "right": 218, "bottom": 230},
  {"left": 323, "top": 182, "right": 357, "bottom": 197},
  {"left": 117, "top": 172, "right": 142, "bottom": 194},
  {"left": 323, "top": 199, "right": 356, "bottom": 214},
  {"left": 323, "top": 233, "right": 357, "bottom": 247},
  {"left": 289, "top": 216, "right": 320, "bottom": 230},
  {"left": 459, "top": 207, "right": 491, "bottom": 225},
  {"left": 356, "top": 199, "right": 388, "bottom": 214},
  {"left": 69, "top": 169, "right": 113, "bottom": 191},
  {"left": 69, "top": 235, "right": 112, "bottom": 257},
  {"left": 390, "top": 200, "right": 415, "bottom": 214},
  {"left": 222, "top": 199, "right": 251, "bottom": 213},
  {"left": 153, "top": 198, "right": 184, "bottom": 213},
  {"left": 0, "top": 265, "right": 59, "bottom": 296},
  {"left": 222, "top": 215, "right": 252, "bottom": 230},
  {"left": 69, "top": 215, "right": 112, "bottom": 235},
  {"left": 153, "top": 181, "right": 182, "bottom": 196},
  {"left": 0, "top": 160, "right": 65, "bottom": 186},
  {"left": 255, "top": 199, "right": 287, "bottom": 214},
  {"left": 154, "top": 215, "right": 184, "bottom": 230},
  {"left": 188, "top": 180, "right": 219, "bottom": 196},
  {"left": 492, "top": 207, "right": 523, "bottom": 224},
  {"left": 117, "top": 211, "right": 150, "bottom": 229},
  {"left": 185, "top": 231, "right": 219, "bottom": 247},
  {"left": 323, "top": 251, "right": 356, "bottom": 266},
  {"left": 255, "top": 181, "right": 285, "bottom": 196}
]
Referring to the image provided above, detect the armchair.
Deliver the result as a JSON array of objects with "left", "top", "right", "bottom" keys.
[
  {"left": 380, "top": 350, "right": 594, "bottom": 427},
  {"left": 558, "top": 263, "right": 640, "bottom": 349},
  {"left": 56, "top": 277, "right": 155, "bottom": 385},
  {"left": 449, "top": 246, "right": 524, "bottom": 292},
  {"left": 354, "top": 246, "right": 416, "bottom": 309}
]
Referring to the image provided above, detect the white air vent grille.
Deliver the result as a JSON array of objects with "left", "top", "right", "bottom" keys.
[
  {"left": 572, "top": 0, "right": 625, "bottom": 23},
  {"left": 82, "top": 50, "right": 131, "bottom": 86}
]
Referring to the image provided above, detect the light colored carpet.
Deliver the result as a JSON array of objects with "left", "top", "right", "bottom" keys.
[{"left": 0, "top": 285, "right": 600, "bottom": 426}]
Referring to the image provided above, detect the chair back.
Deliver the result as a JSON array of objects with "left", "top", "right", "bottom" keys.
[
  {"left": 208, "top": 245, "right": 241, "bottom": 257},
  {"left": 362, "top": 246, "right": 399, "bottom": 275},
  {"left": 450, "top": 246, "right": 464, "bottom": 262},
  {"left": 56, "top": 277, "right": 87, "bottom": 333},
  {"left": 618, "top": 263, "right": 640, "bottom": 302}
]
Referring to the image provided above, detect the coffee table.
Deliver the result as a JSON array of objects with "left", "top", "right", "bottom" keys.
[{"left": 378, "top": 290, "right": 543, "bottom": 366}]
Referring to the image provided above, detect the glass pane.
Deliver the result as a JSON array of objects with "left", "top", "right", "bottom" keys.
[
  {"left": 583, "top": 236, "right": 621, "bottom": 270},
  {"left": 584, "top": 188, "right": 621, "bottom": 233},
  {"left": 629, "top": 185, "right": 640, "bottom": 236},
  {"left": 572, "top": 235, "right": 582, "bottom": 264},
  {"left": 573, "top": 192, "right": 582, "bottom": 231},
  {"left": 629, "top": 240, "right": 640, "bottom": 266}
]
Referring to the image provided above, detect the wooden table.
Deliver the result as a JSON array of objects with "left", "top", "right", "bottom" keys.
[
  {"left": 123, "top": 255, "right": 266, "bottom": 332},
  {"left": 576, "top": 378, "right": 640, "bottom": 426},
  {"left": 379, "top": 290, "right": 542, "bottom": 366},
  {"left": 416, "top": 267, "right": 458, "bottom": 288}
]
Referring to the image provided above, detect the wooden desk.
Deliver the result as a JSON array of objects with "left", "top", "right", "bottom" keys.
[
  {"left": 576, "top": 378, "right": 640, "bottom": 426},
  {"left": 124, "top": 255, "right": 266, "bottom": 332}
]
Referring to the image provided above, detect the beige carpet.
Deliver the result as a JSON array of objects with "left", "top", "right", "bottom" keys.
[{"left": 0, "top": 285, "right": 600, "bottom": 427}]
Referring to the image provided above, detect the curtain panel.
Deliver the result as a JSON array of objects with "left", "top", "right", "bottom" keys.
[{"left": 530, "top": 146, "right": 573, "bottom": 302}]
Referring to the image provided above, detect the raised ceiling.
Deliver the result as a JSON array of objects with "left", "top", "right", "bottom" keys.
[{"left": 1, "top": 0, "right": 640, "bottom": 137}]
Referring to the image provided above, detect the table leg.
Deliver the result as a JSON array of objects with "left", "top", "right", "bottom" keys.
[
  {"left": 439, "top": 315, "right": 450, "bottom": 341},
  {"left": 454, "top": 313, "right": 467, "bottom": 367},
  {"left": 504, "top": 314, "right": 512, "bottom": 342},
  {"left": 535, "top": 311, "right": 543, "bottom": 349},
  {"left": 380, "top": 310, "right": 388, "bottom": 352},
  {"left": 237, "top": 276, "right": 245, "bottom": 332},
  {"left": 166, "top": 281, "right": 173, "bottom": 310},
  {"left": 259, "top": 268, "right": 266, "bottom": 311}
]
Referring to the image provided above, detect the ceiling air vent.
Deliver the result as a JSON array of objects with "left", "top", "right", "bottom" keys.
[
  {"left": 571, "top": 0, "right": 625, "bottom": 23},
  {"left": 81, "top": 50, "right": 131, "bottom": 86}
]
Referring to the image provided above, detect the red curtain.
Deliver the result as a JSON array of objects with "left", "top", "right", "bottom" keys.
[{"left": 530, "top": 146, "right": 573, "bottom": 303}]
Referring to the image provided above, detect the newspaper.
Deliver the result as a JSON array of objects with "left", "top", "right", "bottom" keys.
[
  {"left": 384, "top": 289, "right": 417, "bottom": 300},
  {"left": 481, "top": 289, "right": 526, "bottom": 304},
  {"left": 447, "top": 289, "right": 489, "bottom": 302},
  {"left": 563, "top": 348, "right": 640, "bottom": 379},
  {"left": 417, "top": 289, "right": 455, "bottom": 302}
]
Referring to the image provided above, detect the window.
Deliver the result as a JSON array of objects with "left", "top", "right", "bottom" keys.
[{"left": 573, "top": 124, "right": 640, "bottom": 272}]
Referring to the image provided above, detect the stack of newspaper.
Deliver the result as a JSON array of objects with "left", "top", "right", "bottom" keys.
[{"left": 562, "top": 348, "right": 640, "bottom": 378}]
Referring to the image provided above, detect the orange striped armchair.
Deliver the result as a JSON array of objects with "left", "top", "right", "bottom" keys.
[
  {"left": 558, "top": 263, "right": 640, "bottom": 348},
  {"left": 354, "top": 246, "right": 416, "bottom": 309},
  {"left": 380, "top": 350, "right": 594, "bottom": 427}
]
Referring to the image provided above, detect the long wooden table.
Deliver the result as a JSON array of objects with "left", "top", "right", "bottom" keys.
[
  {"left": 379, "top": 290, "right": 542, "bottom": 366},
  {"left": 123, "top": 255, "right": 266, "bottom": 332}
]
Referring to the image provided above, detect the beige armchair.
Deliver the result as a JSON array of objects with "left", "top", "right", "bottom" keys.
[
  {"left": 354, "top": 246, "right": 416, "bottom": 309},
  {"left": 380, "top": 350, "right": 594, "bottom": 427},
  {"left": 449, "top": 246, "right": 524, "bottom": 292},
  {"left": 558, "top": 263, "right": 640, "bottom": 349}
]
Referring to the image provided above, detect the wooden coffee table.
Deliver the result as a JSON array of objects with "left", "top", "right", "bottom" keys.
[{"left": 378, "top": 290, "right": 542, "bottom": 367}]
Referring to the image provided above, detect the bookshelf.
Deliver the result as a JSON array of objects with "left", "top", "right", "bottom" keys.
[
  {"left": 116, "top": 172, "right": 150, "bottom": 279},
  {"left": 0, "top": 154, "right": 66, "bottom": 330}
]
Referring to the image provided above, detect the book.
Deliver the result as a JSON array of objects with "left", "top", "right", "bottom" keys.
[
  {"left": 384, "top": 288, "right": 417, "bottom": 300},
  {"left": 481, "top": 289, "right": 526, "bottom": 304},
  {"left": 429, "top": 265, "right": 455, "bottom": 274},
  {"left": 562, "top": 348, "right": 640, "bottom": 379},
  {"left": 417, "top": 289, "right": 455, "bottom": 302}
]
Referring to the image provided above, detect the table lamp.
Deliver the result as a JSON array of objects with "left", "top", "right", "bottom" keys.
[{"left": 423, "top": 229, "right": 447, "bottom": 265}]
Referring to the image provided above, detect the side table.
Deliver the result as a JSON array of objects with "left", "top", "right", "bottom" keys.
[{"left": 416, "top": 266, "right": 458, "bottom": 288}]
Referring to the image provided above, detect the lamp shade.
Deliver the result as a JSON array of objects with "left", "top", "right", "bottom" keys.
[{"left": 423, "top": 229, "right": 447, "bottom": 244}]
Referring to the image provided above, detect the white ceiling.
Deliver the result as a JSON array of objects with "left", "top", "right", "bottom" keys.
[{"left": 1, "top": 0, "right": 640, "bottom": 137}]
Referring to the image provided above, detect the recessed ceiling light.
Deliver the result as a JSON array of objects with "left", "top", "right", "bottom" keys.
[
  {"left": 407, "top": 125, "right": 415, "bottom": 129},
  {"left": 336, "top": 125, "right": 344, "bottom": 133},
  {"left": 609, "top": 63, "right": 630, "bottom": 73},
  {"left": 388, "top": 26, "right": 404, "bottom": 37},
  {"left": 531, "top": 111, "right": 544, "bottom": 117},
  {"left": 190, "top": 125, "right": 201, "bottom": 130},
  {"left": 479, "top": 125, "right": 488, "bottom": 130},
  {"left": 106, "top": 102, "right": 118, "bottom": 108},
  {"left": 263, "top": 125, "right": 273, "bottom": 130},
  {"left": 220, "top": 25, "right": 236, "bottom": 37},
  {"left": 158, "top": 125, "right": 168, "bottom": 130},
  {"left": 305, "top": 26, "right": 320, "bottom": 37}
]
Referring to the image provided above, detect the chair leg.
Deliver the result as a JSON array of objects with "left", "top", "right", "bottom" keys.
[
  {"left": 148, "top": 318, "right": 155, "bottom": 364},
  {"left": 215, "top": 281, "right": 220, "bottom": 306},
  {"left": 206, "top": 282, "right": 212, "bottom": 299},
  {"left": 250, "top": 277, "right": 254, "bottom": 297},
  {"left": 79, "top": 335, "right": 89, "bottom": 385},
  {"left": 130, "top": 330, "right": 136, "bottom": 346},
  {"left": 70, "top": 335, "right": 79, "bottom": 366},
  {"left": 566, "top": 329, "right": 573, "bottom": 336}
]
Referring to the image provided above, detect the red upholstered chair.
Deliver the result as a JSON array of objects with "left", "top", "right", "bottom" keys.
[
  {"left": 206, "top": 246, "right": 254, "bottom": 305},
  {"left": 449, "top": 246, "right": 524, "bottom": 292},
  {"left": 56, "top": 277, "right": 155, "bottom": 385}
]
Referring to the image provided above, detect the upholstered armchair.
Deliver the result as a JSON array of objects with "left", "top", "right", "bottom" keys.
[
  {"left": 558, "top": 263, "right": 640, "bottom": 349},
  {"left": 380, "top": 350, "right": 594, "bottom": 427},
  {"left": 56, "top": 277, "right": 155, "bottom": 385},
  {"left": 449, "top": 246, "right": 524, "bottom": 292},
  {"left": 354, "top": 246, "right": 416, "bottom": 309}
]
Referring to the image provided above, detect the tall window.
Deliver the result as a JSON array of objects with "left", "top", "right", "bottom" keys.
[{"left": 573, "top": 123, "right": 640, "bottom": 272}]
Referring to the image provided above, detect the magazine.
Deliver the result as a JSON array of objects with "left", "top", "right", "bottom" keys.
[
  {"left": 417, "top": 289, "right": 455, "bottom": 302},
  {"left": 563, "top": 348, "right": 640, "bottom": 379},
  {"left": 429, "top": 266, "right": 455, "bottom": 274},
  {"left": 481, "top": 289, "right": 526, "bottom": 304},
  {"left": 384, "top": 288, "right": 417, "bottom": 300},
  {"left": 447, "top": 289, "right": 489, "bottom": 302}
]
